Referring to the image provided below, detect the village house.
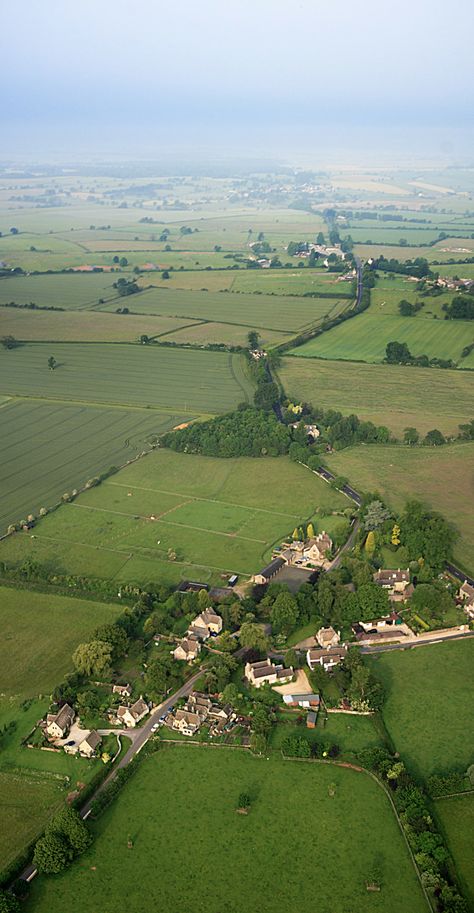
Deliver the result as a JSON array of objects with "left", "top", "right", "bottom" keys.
[
  {"left": 173, "top": 636, "right": 201, "bottom": 662},
  {"left": 245, "top": 659, "right": 294, "bottom": 688},
  {"left": 282, "top": 693, "right": 320, "bottom": 709},
  {"left": 303, "top": 532, "right": 333, "bottom": 563},
  {"left": 117, "top": 697, "right": 149, "bottom": 728},
  {"left": 188, "top": 609, "right": 223, "bottom": 640},
  {"left": 169, "top": 691, "right": 235, "bottom": 737},
  {"left": 357, "top": 611, "right": 403, "bottom": 633},
  {"left": 289, "top": 422, "right": 320, "bottom": 441},
  {"left": 46, "top": 704, "right": 75, "bottom": 740},
  {"left": 316, "top": 626, "right": 340, "bottom": 649},
  {"left": 458, "top": 580, "right": 474, "bottom": 619},
  {"left": 112, "top": 683, "right": 132, "bottom": 698},
  {"left": 78, "top": 730, "right": 102, "bottom": 758},
  {"left": 173, "top": 709, "right": 202, "bottom": 736},
  {"left": 306, "top": 646, "right": 347, "bottom": 672},
  {"left": 373, "top": 568, "right": 412, "bottom": 601}
]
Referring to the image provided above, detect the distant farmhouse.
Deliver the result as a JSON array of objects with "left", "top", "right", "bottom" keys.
[{"left": 253, "top": 531, "right": 333, "bottom": 584}]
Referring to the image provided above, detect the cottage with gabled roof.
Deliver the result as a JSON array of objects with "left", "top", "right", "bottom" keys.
[
  {"left": 316, "top": 626, "right": 340, "bottom": 649},
  {"left": 189, "top": 609, "right": 223, "bottom": 640},
  {"left": 245, "top": 659, "right": 293, "bottom": 688},
  {"left": 306, "top": 646, "right": 346, "bottom": 672},
  {"left": 46, "top": 704, "right": 75, "bottom": 740},
  {"left": 79, "top": 730, "right": 102, "bottom": 758},
  {"left": 373, "top": 568, "right": 411, "bottom": 601},
  {"left": 173, "top": 637, "right": 201, "bottom": 662},
  {"left": 303, "top": 532, "right": 332, "bottom": 563},
  {"left": 252, "top": 557, "right": 286, "bottom": 585},
  {"left": 117, "top": 697, "right": 149, "bottom": 728}
]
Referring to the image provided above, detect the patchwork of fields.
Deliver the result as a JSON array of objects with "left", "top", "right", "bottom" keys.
[
  {"left": 367, "top": 639, "right": 474, "bottom": 778},
  {"left": 278, "top": 357, "right": 474, "bottom": 438},
  {"left": 0, "top": 450, "right": 349, "bottom": 586},
  {"left": 0, "top": 399, "right": 191, "bottom": 532},
  {"left": 25, "top": 748, "right": 428, "bottom": 913},
  {"left": 327, "top": 442, "right": 474, "bottom": 571}
]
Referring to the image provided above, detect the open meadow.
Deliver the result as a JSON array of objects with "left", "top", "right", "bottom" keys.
[
  {"left": 278, "top": 357, "right": 474, "bottom": 438},
  {"left": 327, "top": 442, "right": 474, "bottom": 571},
  {"left": 0, "top": 273, "right": 121, "bottom": 310},
  {"left": 0, "top": 399, "right": 190, "bottom": 532},
  {"left": 435, "top": 796, "right": 474, "bottom": 909},
  {"left": 0, "top": 308, "right": 199, "bottom": 342},
  {"left": 290, "top": 310, "right": 473, "bottom": 366},
  {"left": 367, "top": 639, "right": 474, "bottom": 778},
  {"left": 0, "top": 450, "right": 349, "bottom": 586},
  {"left": 0, "top": 343, "right": 253, "bottom": 411},
  {"left": 25, "top": 747, "right": 428, "bottom": 913}
]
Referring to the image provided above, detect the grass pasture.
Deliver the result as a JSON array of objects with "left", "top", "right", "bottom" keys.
[
  {"left": 367, "top": 639, "right": 474, "bottom": 778},
  {"left": 0, "top": 308, "right": 197, "bottom": 342},
  {"left": 0, "top": 399, "right": 190, "bottom": 532},
  {"left": 0, "top": 450, "right": 348, "bottom": 586},
  {"left": 327, "top": 442, "right": 474, "bottom": 571},
  {"left": 0, "top": 343, "right": 253, "bottom": 411},
  {"left": 278, "top": 357, "right": 474, "bottom": 438},
  {"left": 289, "top": 310, "right": 473, "bottom": 365},
  {"left": 435, "top": 796, "right": 474, "bottom": 909},
  {"left": 97, "top": 286, "right": 344, "bottom": 332},
  {"left": 0, "top": 273, "right": 121, "bottom": 310},
  {"left": 0, "top": 771, "right": 65, "bottom": 875},
  {"left": 25, "top": 747, "right": 428, "bottom": 913}
]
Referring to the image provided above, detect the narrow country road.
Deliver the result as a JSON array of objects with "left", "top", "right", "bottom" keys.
[{"left": 361, "top": 630, "right": 474, "bottom": 654}]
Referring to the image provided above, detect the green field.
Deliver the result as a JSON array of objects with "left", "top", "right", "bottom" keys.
[
  {"left": 290, "top": 310, "right": 473, "bottom": 366},
  {"left": 0, "top": 308, "right": 198, "bottom": 342},
  {"left": 327, "top": 442, "right": 474, "bottom": 571},
  {"left": 0, "top": 399, "right": 191, "bottom": 532},
  {"left": 0, "top": 343, "right": 253, "bottom": 411},
  {"left": 0, "top": 771, "right": 65, "bottom": 874},
  {"left": 0, "top": 586, "right": 119, "bottom": 700},
  {"left": 0, "top": 450, "right": 348, "bottom": 586},
  {"left": 0, "top": 273, "right": 121, "bottom": 310},
  {"left": 25, "top": 747, "right": 428, "bottom": 913},
  {"left": 271, "top": 711, "right": 382, "bottom": 754},
  {"left": 278, "top": 357, "right": 474, "bottom": 438},
  {"left": 97, "top": 286, "right": 344, "bottom": 332},
  {"left": 367, "top": 640, "right": 474, "bottom": 778},
  {"left": 435, "top": 795, "right": 474, "bottom": 909}
]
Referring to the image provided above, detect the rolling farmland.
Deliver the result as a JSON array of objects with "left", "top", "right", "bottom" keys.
[
  {"left": 0, "top": 308, "right": 197, "bottom": 342},
  {"left": 0, "top": 343, "right": 253, "bottom": 410},
  {"left": 0, "top": 399, "right": 192, "bottom": 532},
  {"left": 278, "top": 357, "right": 474, "bottom": 437}
]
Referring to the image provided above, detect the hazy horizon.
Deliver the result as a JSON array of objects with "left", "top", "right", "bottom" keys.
[{"left": 2, "top": 0, "right": 474, "bottom": 165}]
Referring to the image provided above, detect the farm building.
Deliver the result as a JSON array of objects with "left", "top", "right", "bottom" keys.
[
  {"left": 282, "top": 693, "right": 320, "bottom": 709},
  {"left": 253, "top": 556, "right": 286, "bottom": 585}
]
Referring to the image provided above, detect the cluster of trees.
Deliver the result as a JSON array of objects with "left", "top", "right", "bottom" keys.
[
  {"left": 385, "top": 341, "right": 455, "bottom": 370},
  {"left": 281, "top": 734, "right": 341, "bottom": 759},
  {"left": 162, "top": 405, "right": 290, "bottom": 458},
  {"left": 443, "top": 295, "right": 474, "bottom": 320},
  {"left": 371, "top": 256, "right": 433, "bottom": 279},
  {"left": 398, "top": 299, "right": 424, "bottom": 316},
  {"left": 357, "top": 498, "right": 455, "bottom": 575},
  {"left": 359, "top": 749, "right": 468, "bottom": 912},
  {"left": 72, "top": 621, "right": 129, "bottom": 679},
  {"left": 287, "top": 407, "right": 391, "bottom": 459},
  {"left": 1, "top": 300, "right": 64, "bottom": 311},
  {"left": 113, "top": 277, "right": 141, "bottom": 297},
  {"left": 33, "top": 808, "right": 91, "bottom": 874}
]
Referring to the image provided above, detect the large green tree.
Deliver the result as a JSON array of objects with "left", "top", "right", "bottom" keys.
[{"left": 72, "top": 640, "right": 113, "bottom": 678}]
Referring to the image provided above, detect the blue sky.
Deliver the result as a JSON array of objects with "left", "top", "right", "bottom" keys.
[{"left": 2, "top": 0, "right": 473, "bottom": 159}]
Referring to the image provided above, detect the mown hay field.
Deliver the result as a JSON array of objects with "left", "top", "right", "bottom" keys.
[
  {"left": 0, "top": 273, "right": 121, "bottom": 309},
  {"left": 0, "top": 308, "right": 198, "bottom": 342},
  {"left": 0, "top": 343, "right": 253, "bottom": 411},
  {"left": 97, "top": 286, "right": 344, "bottom": 332},
  {"left": 327, "top": 442, "right": 474, "bottom": 571},
  {"left": 0, "top": 399, "right": 191, "bottom": 532},
  {"left": 25, "top": 748, "right": 428, "bottom": 913},
  {"left": 289, "top": 311, "right": 473, "bottom": 365},
  {"left": 278, "top": 357, "right": 474, "bottom": 438},
  {"left": 0, "top": 451, "right": 348, "bottom": 587},
  {"left": 367, "top": 639, "right": 474, "bottom": 778}
]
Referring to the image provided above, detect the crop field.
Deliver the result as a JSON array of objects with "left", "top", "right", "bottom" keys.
[
  {"left": 230, "top": 269, "right": 351, "bottom": 296},
  {"left": 354, "top": 243, "right": 474, "bottom": 263},
  {"left": 25, "top": 747, "right": 428, "bottom": 913},
  {"left": 0, "top": 308, "right": 196, "bottom": 342},
  {"left": 278, "top": 357, "right": 474, "bottom": 438},
  {"left": 96, "top": 286, "right": 344, "bottom": 332},
  {"left": 162, "top": 321, "right": 292, "bottom": 348},
  {"left": 0, "top": 273, "right": 121, "bottom": 309},
  {"left": 0, "top": 451, "right": 348, "bottom": 586},
  {"left": 0, "top": 398, "right": 191, "bottom": 532},
  {"left": 327, "top": 442, "right": 474, "bottom": 571},
  {"left": 0, "top": 586, "right": 119, "bottom": 700},
  {"left": 290, "top": 310, "right": 473, "bottom": 365},
  {"left": 367, "top": 640, "right": 474, "bottom": 779},
  {"left": 435, "top": 796, "right": 474, "bottom": 908},
  {"left": 0, "top": 343, "right": 253, "bottom": 411}
]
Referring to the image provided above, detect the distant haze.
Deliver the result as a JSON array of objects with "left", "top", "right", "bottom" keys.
[{"left": 2, "top": 0, "right": 474, "bottom": 163}]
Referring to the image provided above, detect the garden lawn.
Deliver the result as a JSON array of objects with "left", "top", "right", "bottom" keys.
[
  {"left": 0, "top": 399, "right": 190, "bottom": 533},
  {"left": 0, "top": 586, "right": 120, "bottom": 699},
  {"left": 25, "top": 746, "right": 428, "bottom": 913},
  {"left": 327, "top": 442, "right": 474, "bottom": 572},
  {"left": 0, "top": 451, "right": 348, "bottom": 585},
  {"left": 0, "top": 343, "right": 253, "bottom": 411},
  {"left": 367, "top": 639, "right": 474, "bottom": 778},
  {"left": 435, "top": 795, "right": 474, "bottom": 909},
  {"left": 278, "top": 357, "right": 474, "bottom": 438}
]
